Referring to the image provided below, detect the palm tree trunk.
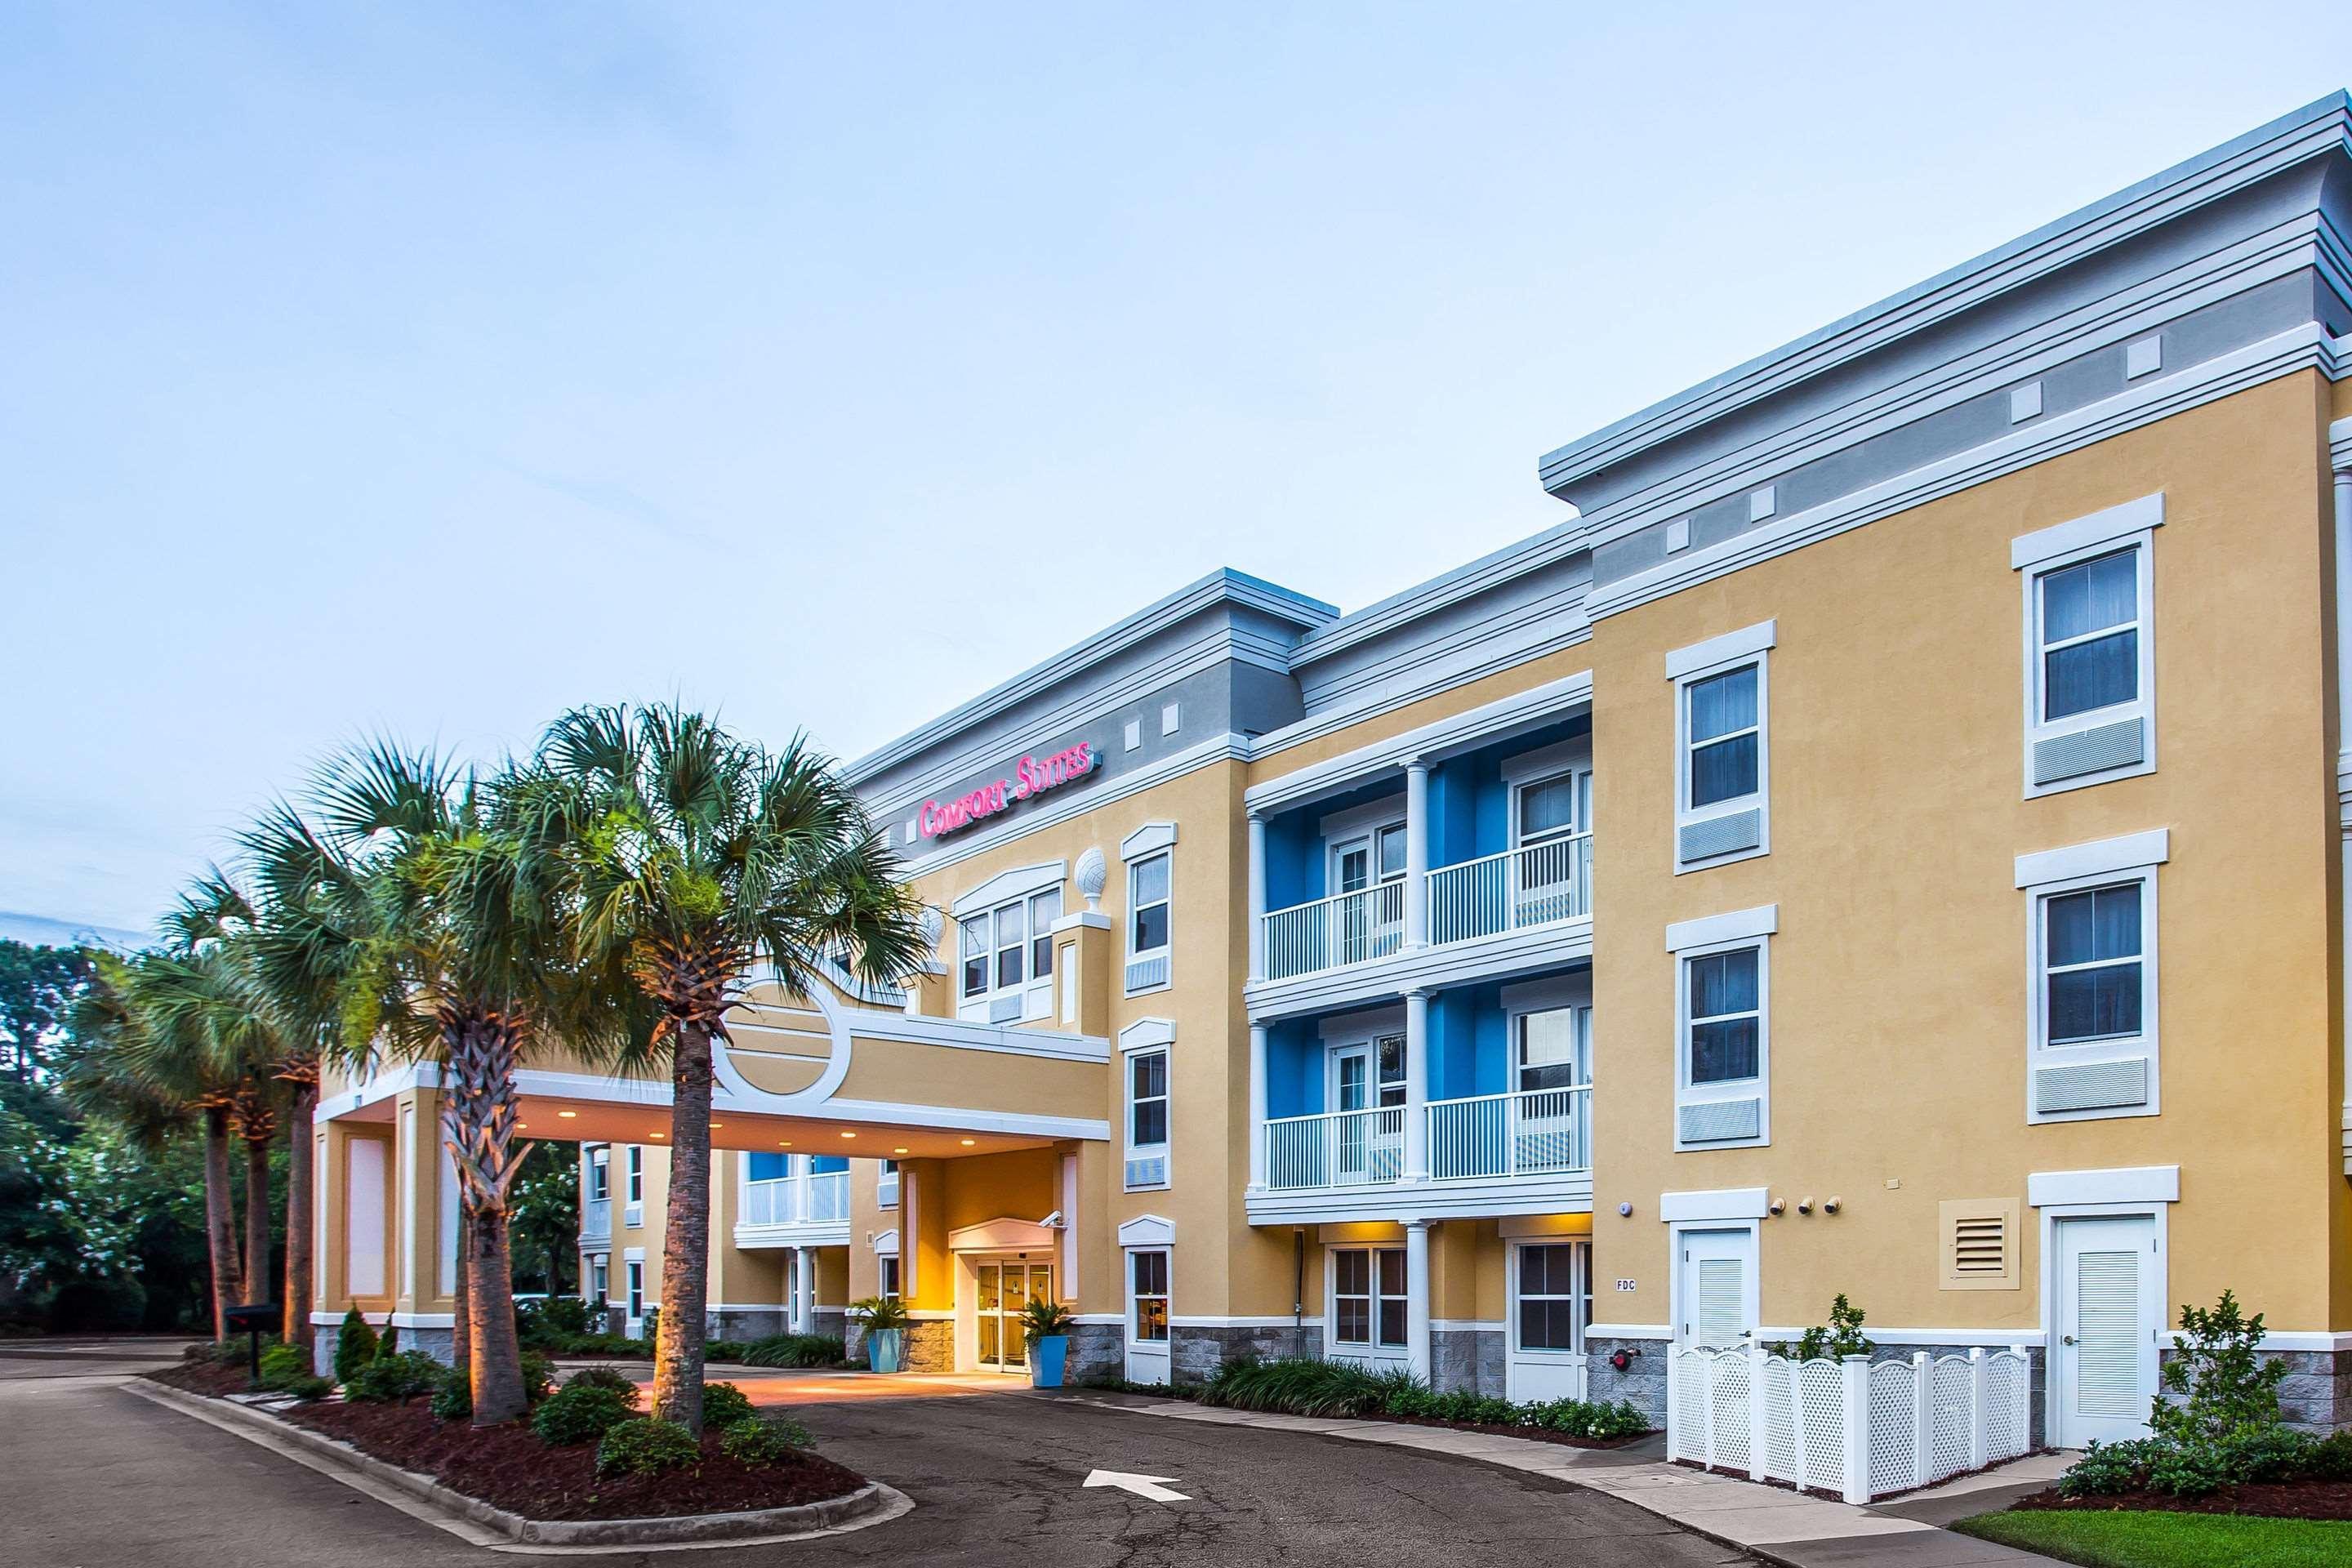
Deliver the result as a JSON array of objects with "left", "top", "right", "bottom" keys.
[
  {"left": 283, "top": 1081, "right": 316, "bottom": 1344},
  {"left": 443, "top": 1013, "right": 530, "bottom": 1424},
  {"left": 451, "top": 1202, "right": 472, "bottom": 1374},
  {"left": 202, "top": 1106, "right": 238, "bottom": 1339},
  {"left": 653, "top": 1018, "right": 715, "bottom": 1432},
  {"left": 244, "top": 1131, "right": 274, "bottom": 1311}
]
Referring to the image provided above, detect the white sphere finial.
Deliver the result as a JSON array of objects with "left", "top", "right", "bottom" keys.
[{"left": 1075, "top": 846, "right": 1107, "bottom": 911}]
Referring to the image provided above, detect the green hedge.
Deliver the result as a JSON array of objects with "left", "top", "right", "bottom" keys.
[
  {"left": 741, "top": 1333, "right": 845, "bottom": 1369},
  {"left": 595, "top": 1418, "right": 697, "bottom": 1477},
  {"left": 1197, "top": 1357, "right": 1650, "bottom": 1438}
]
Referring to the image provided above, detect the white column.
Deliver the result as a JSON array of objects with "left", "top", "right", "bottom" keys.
[
  {"left": 1404, "top": 1218, "right": 1431, "bottom": 1384},
  {"left": 900, "top": 1168, "right": 918, "bottom": 1302},
  {"left": 2336, "top": 461, "right": 2352, "bottom": 1174},
  {"left": 1403, "top": 761, "right": 1430, "bottom": 948},
  {"left": 795, "top": 1245, "right": 815, "bottom": 1333},
  {"left": 1246, "top": 811, "right": 1267, "bottom": 983},
  {"left": 1402, "top": 988, "right": 1430, "bottom": 1182},
  {"left": 1058, "top": 1151, "right": 1078, "bottom": 1298},
  {"left": 1247, "top": 1023, "right": 1268, "bottom": 1190}
]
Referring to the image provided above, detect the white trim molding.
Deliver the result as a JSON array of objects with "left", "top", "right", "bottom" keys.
[
  {"left": 2014, "top": 829, "right": 2171, "bottom": 889},
  {"left": 950, "top": 860, "right": 1067, "bottom": 919},
  {"left": 1244, "top": 672, "right": 1594, "bottom": 814},
  {"left": 1119, "top": 821, "right": 1178, "bottom": 860},
  {"left": 2027, "top": 1165, "right": 2180, "bottom": 1208},
  {"left": 1664, "top": 618, "right": 1777, "bottom": 679},
  {"left": 1117, "top": 1214, "right": 1175, "bottom": 1249},
  {"left": 1665, "top": 904, "right": 1780, "bottom": 951},
  {"left": 1659, "top": 1187, "right": 1771, "bottom": 1223},
  {"left": 1118, "top": 1017, "right": 1176, "bottom": 1053},
  {"left": 2010, "top": 492, "right": 2165, "bottom": 570}
]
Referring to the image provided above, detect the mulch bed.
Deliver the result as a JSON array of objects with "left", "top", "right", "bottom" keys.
[
  {"left": 146, "top": 1374, "right": 869, "bottom": 1521},
  {"left": 2011, "top": 1477, "right": 2352, "bottom": 1523},
  {"left": 147, "top": 1358, "right": 258, "bottom": 1397}
]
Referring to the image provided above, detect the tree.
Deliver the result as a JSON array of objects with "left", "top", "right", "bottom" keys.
[
  {"left": 0, "top": 941, "right": 97, "bottom": 1083},
  {"left": 506, "top": 1141, "right": 579, "bottom": 1295},
  {"left": 246, "top": 743, "right": 635, "bottom": 1423},
  {"left": 537, "top": 704, "right": 927, "bottom": 1431}
]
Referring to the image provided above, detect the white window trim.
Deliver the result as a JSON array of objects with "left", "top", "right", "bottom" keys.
[
  {"left": 956, "top": 886, "right": 1062, "bottom": 1022},
  {"left": 1122, "top": 1023, "right": 1172, "bottom": 1192},
  {"left": 1669, "top": 916, "right": 1772, "bottom": 1150},
  {"left": 1124, "top": 845, "right": 1174, "bottom": 996},
  {"left": 1502, "top": 977, "right": 1591, "bottom": 1094},
  {"left": 587, "top": 1147, "right": 610, "bottom": 1203},
  {"left": 1122, "top": 1236, "right": 1173, "bottom": 1349},
  {"left": 1669, "top": 622, "right": 1775, "bottom": 872},
  {"left": 1325, "top": 1243, "right": 1410, "bottom": 1358},
  {"left": 624, "top": 1146, "right": 645, "bottom": 1226},
  {"left": 2019, "top": 835, "right": 2165, "bottom": 1124},
  {"left": 877, "top": 1159, "right": 899, "bottom": 1209},
  {"left": 2016, "top": 497, "right": 2163, "bottom": 799},
  {"left": 1508, "top": 1237, "right": 1590, "bottom": 1362}
]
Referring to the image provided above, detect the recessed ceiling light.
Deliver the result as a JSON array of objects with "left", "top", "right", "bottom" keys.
[
  {"left": 840, "top": 1130, "right": 856, "bottom": 1139},
  {"left": 778, "top": 1140, "right": 791, "bottom": 1147},
  {"left": 557, "top": 1111, "right": 578, "bottom": 1119},
  {"left": 893, "top": 1147, "right": 909, "bottom": 1155},
  {"left": 649, "top": 1132, "right": 665, "bottom": 1138},
  {"left": 960, "top": 1138, "right": 977, "bottom": 1147}
]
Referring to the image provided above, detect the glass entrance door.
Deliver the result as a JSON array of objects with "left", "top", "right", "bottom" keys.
[{"left": 975, "top": 1260, "right": 1056, "bottom": 1372}]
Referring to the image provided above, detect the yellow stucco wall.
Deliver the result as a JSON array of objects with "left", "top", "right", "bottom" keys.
[{"left": 1586, "top": 372, "right": 2349, "bottom": 1334}]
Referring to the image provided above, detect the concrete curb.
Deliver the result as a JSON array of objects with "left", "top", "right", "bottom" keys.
[{"left": 127, "top": 1379, "right": 911, "bottom": 1552}]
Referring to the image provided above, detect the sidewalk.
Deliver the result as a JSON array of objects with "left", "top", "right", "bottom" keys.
[{"left": 1062, "top": 1391, "right": 2072, "bottom": 1567}]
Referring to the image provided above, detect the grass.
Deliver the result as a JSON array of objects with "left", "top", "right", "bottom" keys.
[{"left": 1954, "top": 1508, "right": 2352, "bottom": 1567}]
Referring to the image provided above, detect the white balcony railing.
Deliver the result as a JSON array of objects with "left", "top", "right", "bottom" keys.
[
  {"left": 1258, "top": 835, "right": 1593, "bottom": 982},
  {"left": 741, "top": 1170, "right": 851, "bottom": 1229},
  {"left": 806, "top": 1169, "right": 849, "bottom": 1222},
  {"left": 1262, "top": 881, "right": 1405, "bottom": 982},
  {"left": 581, "top": 1196, "right": 612, "bottom": 1239},
  {"left": 1261, "top": 1085, "right": 1591, "bottom": 1192},
  {"left": 1427, "top": 1085, "right": 1590, "bottom": 1180},
  {"left": 1426, "top": 834, "right": 1592, "bottom": 947},
  {"left": 1264, "top": 1106, "right": 1405, "bottom": 1189}
]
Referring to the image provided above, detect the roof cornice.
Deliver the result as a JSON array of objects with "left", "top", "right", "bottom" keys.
[{"left": 1538, "top": 91, "right": 2352, "bottom": 498}]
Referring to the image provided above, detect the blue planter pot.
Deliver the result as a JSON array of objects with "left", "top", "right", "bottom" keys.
[
  {"left": 1030, "top": 1334, "right": 1068, "bottom": 1388},
  {"left": 867, "top": 1327, "right": 902, "bottom": 1374}
]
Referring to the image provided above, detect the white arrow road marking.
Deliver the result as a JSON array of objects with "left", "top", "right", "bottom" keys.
[{"left": 1083, "top": 1468, "right": 1191, "bottom": 1503}]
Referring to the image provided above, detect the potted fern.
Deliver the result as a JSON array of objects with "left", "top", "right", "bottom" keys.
[
  {"left": 849, "top": 1295, "right": 910, "bottom": 1374},
  {"left": 1022, "top": 1298, "right": 1075, "bottom": 1388}
]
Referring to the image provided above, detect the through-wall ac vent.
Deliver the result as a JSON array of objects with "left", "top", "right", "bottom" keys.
[
  {"left": 1939, "top": 1199, "right": 2019, "bottom": 1290},
  {"left": 1124, "top": 1154, "right": 1167, "bottom": 1189},
  {"left": 988, "top": 993, "right": 1023, "bottom": 1025},
  {"left": 2034, "top": 718, "right": 2143, "bottom": 786},
  {"left": 1679, "top": 810, "right": 1761, "bottom": 865},
  {"left": 1677, "top": 1098, "right": 1762, "bottom": 1144},
  {"left": 1125, "top": 955, "right": 1170, "bottom": 994},
  {"left": 2034, "top": 1057, "right": 2148, "bottom": 1116}
]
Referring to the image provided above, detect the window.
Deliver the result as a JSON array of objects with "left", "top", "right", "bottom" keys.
[
  {"left": 1331, "top": 1247, "right": 1407, "bottom": 1349},
  {"left": 878, "top": 1158, "right": 899, "bottom": 1208},
  {"left": 878, "top": 1254, "right": 901, "bottom": 1300},
  {"left": 1130, "top": 852, "right": 1170, "bottom": 959},
  {"left": 590, "top": 1254, "right": 608, "bottom": 1304},
  {"left": 1130, "top": 1250, "right": 1169, "bottom": 1343},
  {"left": 2015, "top": 495, "right": 2161, "bottom": 795},
  {"left": 1667, "top": 904, "right": 1776, "bottom": 1148},
  {"left": 1129, "top": 1049, "right": 1169, "bottom": 1149},
  {"left": 588, "top": 1149, "right": 609, "bottom": 1202},
  {"left": 959, "top": 887, "right": 1062, "bottom": 1006},
  {"left": 1515, "top": 1005, "right": 1585, "bottom": 1092},
  {"left": 1686, "top": 949, "right": 1761, "bottom": 1085},
  {"left": 1516, "top": 772, "right": 1584, "bottom": 847},
  {"left": 1668, "top": 621, "right": 1775, "bottom": 871},
  {"left": 2016, "top": 831, "right": 2165, "bottom": 1121},
  {"left": 1515, "top": 1242, "right": 1588, "bottom": 1352},
  {"left": 626, "top": 1261, "right": 644, "bottom": 1319},
  {"left": 626, "top": 1147, "right": 644, "bottom": 1205}
]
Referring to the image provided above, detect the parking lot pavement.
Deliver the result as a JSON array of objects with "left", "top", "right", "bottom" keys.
[{"left": 4, "top": 1346, "right": 1750, "bottom": 1568}]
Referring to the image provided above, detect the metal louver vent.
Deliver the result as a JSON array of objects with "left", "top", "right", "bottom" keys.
[
  {"left": 1125, "top": 1154, "right": 1167, "bottom": 1189},
  {"left": 1953, "top": 1216, "right": 2007, "bottom": 1275},
  {"left": 988, "top": 993, "right": 1023, "bottom": 1024},
  {"left": 1125, "top": 954, "right": 1170, "bottom": 993},
  {"left": 2034, "top": 717, "right": 2143, "bottom": 785},
  {"left": 1678, "top": 1098, "right": 1762, "bottom": 1143},
  {"left": 2034, "top": 1057, "right": 2148, "bottom": 1115},
  {"left": 1680, "top": 809, "right": 1762, "bottom": 864}
]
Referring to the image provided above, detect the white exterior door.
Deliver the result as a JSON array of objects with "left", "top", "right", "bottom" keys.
[
  {"left": 1125, "top": 1248, "right": 1171, "bottom": 1386},
  {"left": 1507, "top": 1239, "right": 1588, "bottom": 1401},
  {"left": 1675, "top": 1227, "right": 1757, "bottom": 1351},
  {"left": 2054, "top": 1215, "right": 2159, "bottom": 1447}
]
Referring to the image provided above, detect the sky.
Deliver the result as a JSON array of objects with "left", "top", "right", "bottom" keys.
[{"left": 2, "top": 2, "right": 2345, "bottom": 938}]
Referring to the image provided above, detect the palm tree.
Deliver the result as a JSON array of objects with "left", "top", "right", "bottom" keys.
[
  {"left": 536, "top": 703, "right": 928, "bottom": 1431},
  {"left": 245, "top": 742, "right": 634, "bottom": 1423}
]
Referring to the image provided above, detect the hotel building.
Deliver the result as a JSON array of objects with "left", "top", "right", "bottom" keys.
[{"left": 310, "top": 95, "right": 2352, "bottom": 1446}]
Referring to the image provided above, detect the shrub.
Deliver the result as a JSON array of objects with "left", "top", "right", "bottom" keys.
[
  {"left": 1770, "top": 1294, "right": 1874, "bottom": 1361},
  {"left": 376, "top": 1322, "right": 399, "bottom": 1360},
  {"left": 520, "top": 1352, "right": 556, "bottom": 1405},
  {"left": 518, "top": 1295, "right": 591, "bottom": 1346},
  {"left": 742, "top": 1334, "right": 845, "bottom": 1369},
  {"left": 333, "top": 1308, "right": 378, "bottom": 1383},
  {"left": 699, "top": 1382, "right": 755, "bottom": 1429},
  {"left": 719, "top": 1415, "right": 810, "bottom": 1467},
  {"left": 2150, "top": 1290, "right": 2287, "bottom": 1448},
  {"left": 345, "top": 1351, "right": 444, "bottom": 1404},
  {"left": 257, "top": 1343, "right": 310, "bottom": 1390},
  {"left": 2059, "top": 1437, "right": 2158, "bottom": 1498},
  {"left": 595, "top": 1417, "right": 698, "bottom": 1477},
  {"left": 706, "top": 1339, "right": 748, "bottom": 1364},
  {"left": 847, "top": 1295, "right": 910, "bottom": 1332},
  {"left": 563, "top": 1365, "right": 644, "bottom": 1400},
  {"left": 1519, "top": 1396, "right": 1650, "bottom": 1440},
  {"left": 1200, "top": 1356, "right": 1416, "bottom": 1417},
  {"left": 2306, "top": 1430, "right": 2352, "bottom": 1481},
  {"left": 430, "top": 1367, "right": 471, "bottom": 1422},
  {"left": 281, "top": 1374, "right": 334, "bottom": 1401},
  {"left": 533, "top": 1383, "right": 638, "bottom": 1446}
]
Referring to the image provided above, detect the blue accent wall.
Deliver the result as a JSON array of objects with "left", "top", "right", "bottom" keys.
[
  {"left": 747, "top": 1152, "right": 788, "bottom": 1181},
  {"left": 810, "top": 1154, "right": 849, "bottom": 1174},
  {"left": 1265, "top": 1016, "right": 1320, "bottom": 1119}
]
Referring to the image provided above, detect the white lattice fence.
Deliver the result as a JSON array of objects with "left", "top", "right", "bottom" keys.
[{"left": 1668, "top": 1344, "right": 2034, "bottom": 1503}]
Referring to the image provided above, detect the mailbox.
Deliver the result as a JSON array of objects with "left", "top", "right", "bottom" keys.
[{"left": 224, "top": 1302, "right": 281, "bottom": 1382}]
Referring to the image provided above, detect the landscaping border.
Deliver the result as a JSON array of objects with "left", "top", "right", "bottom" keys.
[{"left": 127, "top": 1379, "right": 911, "bottom": 1550}]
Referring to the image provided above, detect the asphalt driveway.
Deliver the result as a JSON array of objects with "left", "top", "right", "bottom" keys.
[{"left": 1, "top": 1341, "right": 1746, "bottom": 1567}]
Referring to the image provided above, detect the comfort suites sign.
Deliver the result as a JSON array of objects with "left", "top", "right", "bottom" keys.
[{"left": 917, "top": 742, "right": 1097, "bottom": 838}]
